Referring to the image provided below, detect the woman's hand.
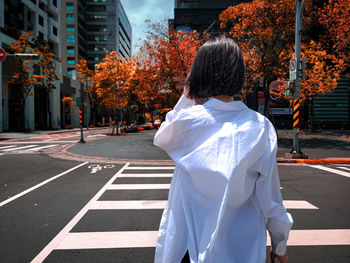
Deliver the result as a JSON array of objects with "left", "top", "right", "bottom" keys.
[{"left": 270, "top": 250, "right": 288, "bottom": 263}]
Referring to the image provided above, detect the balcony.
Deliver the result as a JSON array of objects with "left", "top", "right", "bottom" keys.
[
  {"left": 47, "top": 0, "right": 58, "bottom": 15},
  {"left": 48, "top": 17, "right": 59, "bottom": 44}
]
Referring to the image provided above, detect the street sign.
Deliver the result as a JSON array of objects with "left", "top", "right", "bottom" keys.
[
  {"left": 74, "top": 96, "right": 81, "bottom": 106},
  {"left": 0, "top": 48, "right": 6, "bottom": 62},
  {"left": 289, "top": 58, "right": 297, "bottom": 81}
]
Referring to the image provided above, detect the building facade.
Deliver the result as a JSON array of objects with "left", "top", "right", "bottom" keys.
[
  {"left": 61, "top": 0, "right": 132, "bottom": 78},
  {"left": 0, "top": 0, "right": 62, "bottom": 131},
  {"left": 173, "top": 0, "right": 244, "bottom": 36}
]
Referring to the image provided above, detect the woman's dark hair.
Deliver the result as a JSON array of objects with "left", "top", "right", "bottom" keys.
[{"left": 186, "top": 36, "right": 246, "bottom": 99}]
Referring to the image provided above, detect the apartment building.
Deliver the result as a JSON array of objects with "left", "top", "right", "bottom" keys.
[
  {"left": 0, "top": 0, "right": 62, "bottom": 131},
  {"left": 172, "top": 0, "right": 241, "bottom": 35},
  {"left": 61, "top": 0, "right": 132, "bottom": 78}
]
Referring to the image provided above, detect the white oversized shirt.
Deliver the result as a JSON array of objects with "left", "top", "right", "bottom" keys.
[{"left": 154, "top": 95, "right": 293, "bottom": 263}]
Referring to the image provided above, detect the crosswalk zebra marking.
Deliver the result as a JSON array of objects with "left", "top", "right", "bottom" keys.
[
  {"left": 32, "top": 163, "right": 349, "bottom": 262},
  {"left": 22, "top": 145, "right": 58, "bottom": 152},
  {"left": 31, "top": 163, "right": 130, "bottom": 263},
  {"left": 118, "top": 174, "right": 173, "bottom": 178},
  {"left": 89, "top": 200, "right": 316, "bottom": 211},
  {"left": 90, "top": 200, "right": 167, "bottom": 210},
  {"left": 0, "top": 145, "right": 17, "bottom": 150},
  {"left": 337, "top": 166, "right": 350, "bottom": 172},
  {"left": 53, "top": 229, "right": 350, "bottom": 250},
  {"left": 55, "top": 231, "right": 158, "bottom": 250},
  {"left": 108, "top": 184, "right": 170, "bottom": 190},
  {"left": 308, "top": 165, "right": 350, "bottom": 178},
  {"left": 1, "top": 145, "right": 38, "bottom": 151},
  {"left": 125, "top": 166, "right": 175, "bottom": 170}
]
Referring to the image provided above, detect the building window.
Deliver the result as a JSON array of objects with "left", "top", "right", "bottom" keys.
[
  {"left": 67, "top": 35, "right": 75, "bottom": 43},
  {"left": 93, "top": 0, "right": 107, "bottom": 2},
  {"left": 66, "top": 24, "right": 74, "bottom": 32},
  {"left": 67, "top": 68, "right": 75, "bottom": 75},
  {"left": 179, "top": 1, "right": 200, "bottom": 8},
  {"left": 66, "top": 2, "right": 74, "bottom": 10},
  {"left": 67, "top": 57, "right": 75, "bottom": 65},
  {"left": 39, "top": 31, "right": 44, "bottom": 39},
  {"left": 30, "top": 0, "right": 36, "bottom": 4},
  {"left": 67, "top": 46, "right": 75, "bottom": 54},
  {"left": 53, "top": 26, "right": 57, "bottom": 36},
  {"left": 53, "top": 0, "right": 57, "bottom": 7},
  {"left": 39, "top": 15, "right": 44, "bottom": 26},
  {"left": 66, "top": 14, "right": 74, "bottom": 22}
]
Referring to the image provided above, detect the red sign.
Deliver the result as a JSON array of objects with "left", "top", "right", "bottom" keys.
[
  {"left": 290, "top": 58, "right": 296, "bottom": 72},
  {"left": 0, "top": 48, "right": 6, "bottom": 62}
]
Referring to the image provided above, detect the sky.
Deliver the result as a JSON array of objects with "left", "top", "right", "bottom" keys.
[{"left": 120, "top": 0, "right": 175, "bottom": 55}]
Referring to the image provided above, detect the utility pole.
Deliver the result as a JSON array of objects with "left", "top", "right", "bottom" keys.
[{"left": 290, "top": 0, "right": 308, "bottom": 158}]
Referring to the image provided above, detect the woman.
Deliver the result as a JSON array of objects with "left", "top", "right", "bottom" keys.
[{"left": 154, "top": 37, "right": 293, "bottom": 263}]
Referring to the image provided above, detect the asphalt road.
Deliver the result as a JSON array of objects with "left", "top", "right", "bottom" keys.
[{"left": 1, "top": 150, "right": 350, "bottom": 262}]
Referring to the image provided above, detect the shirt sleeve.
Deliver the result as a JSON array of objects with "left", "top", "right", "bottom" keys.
[
  {"left": 153, "top": 95, "right": 195, "bottom": 162},
  {"left": 255, "top": 129, "right": 293, "bottom": 256}
]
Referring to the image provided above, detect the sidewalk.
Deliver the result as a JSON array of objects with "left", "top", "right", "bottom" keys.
[{"left": 61, "top": 129, "right": 350, "bottom": 164}]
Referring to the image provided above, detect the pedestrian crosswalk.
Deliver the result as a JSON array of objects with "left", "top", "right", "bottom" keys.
[
  {"left": 0, "top": 144, "right": 58, "bottom": 154},
  {"left": 32, "top": 163, "right": 350, "bottom": 263}
]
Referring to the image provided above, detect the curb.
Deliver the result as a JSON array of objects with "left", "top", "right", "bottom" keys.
[{"left": 277, "top": 158, "right": 350, "bottom": 164}]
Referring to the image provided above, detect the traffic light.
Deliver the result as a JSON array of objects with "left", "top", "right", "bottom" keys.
[{"left": 79, "top": 109, "right": 84, "bottom": 125}]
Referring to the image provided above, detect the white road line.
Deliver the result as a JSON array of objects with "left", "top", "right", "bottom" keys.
[
  {"left": 0, "top": 145, "right": 17, "bottom": 150},
  {"left": 119, "top": 173, "right": 173, "bottom": 178},
  {"left": 23, "top": 145, "right": 58, "bottom": 152},
  {"left": 55, "top": 231, "right": 158, "bottom": 250},
  {"left": 337, "top": 166, "right": 350, "bottom": 172},
  {"left": 90, "top": 200, "right": 167, "bottom": 210},
  {"left": 125, "top": 167, "right": 175, "bottom": 170},
  {"left": 54, "top": 229, "right": 350, "bottom": 250},
  {"left": 108, "top": 184, "right": 170, "bottom": 190},
  {"left": 308, "top": 165, "right": 350, "bottom": 178},
  {"left": 1, "top": 145, "right": 37, "bottom": 152},
  {"left": 0, "top": 153, "right": 4, "bottom": 156},
  {"left": 31, "top": 162, "right": 130, "bottom": 263},
  {"left": 283, "top": 200, "right": 318, "bottom": 209},
  {"left": 267, "top": 229, "right": 350, "bottom": 246},
  {"left": 0, "top": 162, "right": 88, "bottom": 207}
]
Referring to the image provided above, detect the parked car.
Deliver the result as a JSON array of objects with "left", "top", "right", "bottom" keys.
[{"left": 154, "top": 119, "right": 161, "bottom": 128}]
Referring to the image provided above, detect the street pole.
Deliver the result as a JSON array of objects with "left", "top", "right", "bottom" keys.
[
  {"left": 292, "top": 0, "right": 306, "bottom": 155},
  {"left": 86, "top": 82, "right": 89, "bottom": 130},
  {"left": 79, "top": 87, "right": 85, "bottom": 143}
]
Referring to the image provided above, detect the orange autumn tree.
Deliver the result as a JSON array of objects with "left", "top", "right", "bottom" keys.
[
  {"left": 7, "top": 31, "right": 39, "bottom": 129},
  {"left": 33, "top": 37, "right": 61, "bottom": 128},
  {"left": 220, "top": 0, "right": 298, "bottom": 116},
  {"left": 220, "top": 0, "right": 346, "bottom": 122},
  {"left": 76, "top": 58, "right": 100, "bottom": 126},
  {"left": 92, "top": 51, "right": 133, "bottom": 113},
  {"left": 318, "top": 0, "right": 350, "bottom": 64},
  {"left": 138, "top": 25, "right": 205, "bottom": 113}
]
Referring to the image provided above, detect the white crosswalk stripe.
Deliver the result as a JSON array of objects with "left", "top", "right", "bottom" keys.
[
  {"left": 308, "top": 165, "right": 350, "bottom": 178},
  {"left": 32, "top": 163, "right": 350, "bottom": 262},
  {"left": 22, "top": 144, "right": 58, "bottom": 152},
  {"left": 0, "top": 144, "right": 58, "bottom": 153},
  {"left": 0, "top": 145, "right": 18, "bottom": 150},
  {"left": 1, "top": 145, "right": 38, "bottom": 151}
]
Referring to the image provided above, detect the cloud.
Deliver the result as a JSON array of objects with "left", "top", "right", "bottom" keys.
[{"left": 120, "top": 0, "right": 174, "bottom": 55}]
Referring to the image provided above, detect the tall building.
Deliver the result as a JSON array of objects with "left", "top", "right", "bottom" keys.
[
  {"left": 173, "top": 0, "right": 244, "bottom": 35},
  {"left": 61, "top": 0, "right": 132, "bottom": 78},
  {"left": 0, "top": 0, "right": 62, "bottom": 131}
]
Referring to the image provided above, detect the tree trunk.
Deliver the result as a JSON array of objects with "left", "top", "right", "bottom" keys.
[
  {"left": 309, "top": 97, "right": 316, "bottom": 131},
  {"left": 47, "top": 90, "right": 52, "bottom": 129}
]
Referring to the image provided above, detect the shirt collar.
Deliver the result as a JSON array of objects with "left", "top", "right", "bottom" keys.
[{"left": 203, "top": 98, "right": 248, "bottom": 112}]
